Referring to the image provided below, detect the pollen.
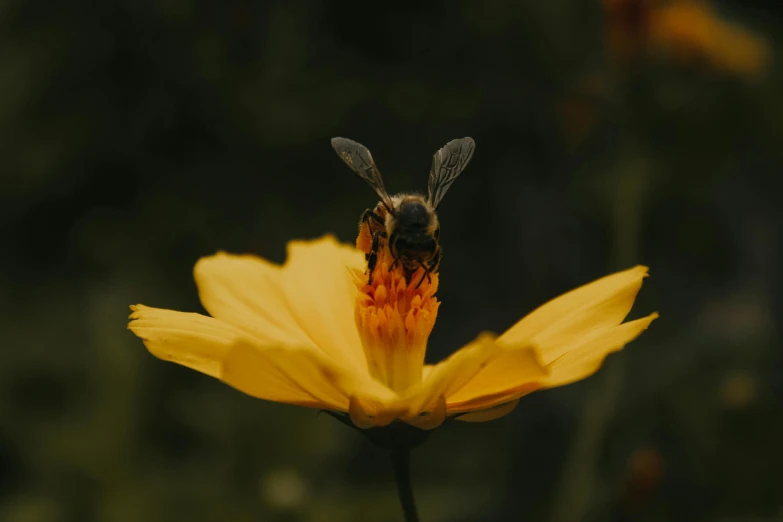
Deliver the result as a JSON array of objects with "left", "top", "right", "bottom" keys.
[{"left": 353, "top": 244, "right": 440, "bottom": 392}]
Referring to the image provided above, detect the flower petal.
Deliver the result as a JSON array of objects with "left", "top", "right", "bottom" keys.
[
  {"left": 194, "top": 253, "right": 316, "bottom": 347},
  {"left": 281, "top": 236, "right": 368, "bottom": 372},
  {"left": 128, "top": 304, "right": 392, "bottom": 412},
  {"left": 497, "top": 266, "right": 649, "bottom": 364},
  {"left": 404, "top": 396, "right": 447, "bottom": 430},
  {"left": 405, "top": 333, "right": 501, "bottom": 416},
  {"left": 128, "top": 304, "right": 244, "bottom": 378},
  {"left": 443, "top": 347, "right": 547, "bottom": 411},
  {"left": 194, "top": 236, "right": 369, "bottom": 374},
  {"left": 455, "top": 399, "right": 520, "bottom": 423},
  {"left": 348, "top": 395, "right": 407, "bottom": 428},
  {"left": 221, "top": 342, "right": 394, "bottom": 411},
  {"left": 543, "top": 312, "right": 658, "bottom": 387}
]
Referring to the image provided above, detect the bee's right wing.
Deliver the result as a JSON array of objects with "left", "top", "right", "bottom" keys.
[
  {"left": 427, "top": 137, "right": 475, "bottom": 209},
  {"left": 331, "top": 137, "right": 395, "bottom": 214}
]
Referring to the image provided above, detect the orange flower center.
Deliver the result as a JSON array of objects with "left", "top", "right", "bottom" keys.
[{"left": 353, "top": 240, "right": 440, "bottom": 393}]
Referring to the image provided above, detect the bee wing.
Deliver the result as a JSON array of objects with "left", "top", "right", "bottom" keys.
[
  {"left": 427, "top": 137, "right": 475, "bottom": 210},
  {"left": 331, "top": 137, "right": 395, "bottom": 213}
]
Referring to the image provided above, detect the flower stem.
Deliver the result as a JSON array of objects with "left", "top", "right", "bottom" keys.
[{"left": 391, "top": 449, "right": 419, "bottom": 522}]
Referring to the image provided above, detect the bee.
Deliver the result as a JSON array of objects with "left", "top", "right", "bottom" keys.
[{"left": 331, "top": 136, "right": 475, "bottom": 287}]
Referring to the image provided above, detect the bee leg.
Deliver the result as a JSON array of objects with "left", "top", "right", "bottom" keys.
[
  {"left": 360, "top": 209, "right": 386, "bottom": 277},
  {"left": 367, "top": 229, "right": 387, "bottom": 285},
  {"left": 414, "top": 265, "right": 428, "bottom": 289},
  {"left": 366, "top": 253, "right": 377, "bottom": 285},
  {"left": 415, "top": 249, "right": 442, "bottom": 289},
  {"left": 360, "top": 208, "right": 385, "bottom": 226},
  {"left": 390, "top": 255, "right": 402, "bottom": 270}
]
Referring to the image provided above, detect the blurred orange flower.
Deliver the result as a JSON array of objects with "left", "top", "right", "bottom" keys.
[
  {"left": 604, "top": 0, "right": 769, "bottom": 77},
  {"left": 129, "top": 235, "right": 656, "bottom": 430},
  {"left": 604, "top": 0, "right": 657, "bottom": 64},
  {"left": 625, "top": 446, "right": 665, "bottom": 509}
]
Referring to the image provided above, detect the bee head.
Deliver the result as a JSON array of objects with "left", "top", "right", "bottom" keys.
[{"left": 397, "top": 199, "right": 431, "bottom": 229}]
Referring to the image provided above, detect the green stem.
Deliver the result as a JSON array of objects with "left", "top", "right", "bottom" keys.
[{"left": 392, "top": 449, "right": 419, "bottom": 522}]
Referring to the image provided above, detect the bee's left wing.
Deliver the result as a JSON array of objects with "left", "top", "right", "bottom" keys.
[
  {"left": 331, "top": 137, "right": 395, "bottom": 214},
  {"left": 427, "top": 137, "right": 475, "bottom": 210}
]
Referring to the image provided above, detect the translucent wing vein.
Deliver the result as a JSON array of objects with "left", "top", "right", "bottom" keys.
[{"left": 427, "top": 137, "right": 475, "bottom": 209}]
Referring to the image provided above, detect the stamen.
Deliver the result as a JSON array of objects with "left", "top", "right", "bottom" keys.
[{"left": 353, "top": 245, "right": 439, "bottom": 392}]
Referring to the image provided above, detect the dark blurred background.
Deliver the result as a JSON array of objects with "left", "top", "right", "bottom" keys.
[{"left": 1, "top": 1, "right": 782, "bottom": 521}]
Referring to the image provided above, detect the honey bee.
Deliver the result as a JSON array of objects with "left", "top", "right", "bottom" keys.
[{"left": 331, "top": 136, "right": 475, "bottom": 287}]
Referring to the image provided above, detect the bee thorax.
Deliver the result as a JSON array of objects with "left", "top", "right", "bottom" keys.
[{"left": 396, "top": 200, "right": 430, "bottom": 227}]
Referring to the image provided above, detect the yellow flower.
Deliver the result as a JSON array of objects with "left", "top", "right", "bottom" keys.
[{"left": 128, "top": 235, "right": 657, "bottom": 430}]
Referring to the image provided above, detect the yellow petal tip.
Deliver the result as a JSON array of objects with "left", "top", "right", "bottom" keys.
[
  {"left": 128, "top": 304, "right": 147, "bottom": 320},
  {"left": 474, "top": 331, "right": 499, "bottom": 343}
]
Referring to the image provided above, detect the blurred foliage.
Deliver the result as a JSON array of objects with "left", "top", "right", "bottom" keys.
[{"left": 1, "top": 1, "right": 782, "bottom": 521}]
